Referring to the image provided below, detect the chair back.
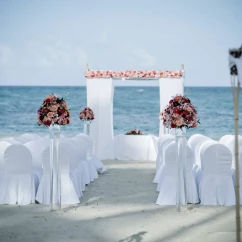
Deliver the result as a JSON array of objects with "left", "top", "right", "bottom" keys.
[
  {"left": 221, "top": 136, "right": 242, "bottom": 169},
  {"left": 188, "top": 134, "right": 212, "bottom": 167},
  {"left": 71, "top": 137, "right": 88, "bottom": 160},
  {"left": 200, "top": 140, "right": 232, "bottom": 177},
  {"left": 60, "top": 139, "right": 79, "bottom": 171},
  {"left": 24, "top": 140, "right": 48, "bottom": 170},
  {"left": 164, "top": 141, "right": 177, "bottom": 176},
  {"left": 15, "top": 133, "right": 36, "bottom": 144},
  {"left": 0, "top": 141, "right": 11, "bottom": 170},
  {"left": 4, "top": 144, "right": 32, "bottom": 174}
]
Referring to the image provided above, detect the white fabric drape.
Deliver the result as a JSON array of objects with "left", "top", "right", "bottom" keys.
[
  {"left": 86, "top": 78, "right": 114, "bottom": 160},
  {"left": 114, "top": 134, "right": 158, "bottom": 161},
  {"left": 159, "top": 77, "right": 184, "bottom": 136}
]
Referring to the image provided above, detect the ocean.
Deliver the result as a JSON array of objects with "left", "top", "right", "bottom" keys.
[{"left": 0, "top": 86, "right": 241, "bottom": 140}]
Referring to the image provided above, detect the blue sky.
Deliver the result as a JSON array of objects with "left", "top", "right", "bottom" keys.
[{"left": 0, "top": 0, "right": 241, "bottom": 86}]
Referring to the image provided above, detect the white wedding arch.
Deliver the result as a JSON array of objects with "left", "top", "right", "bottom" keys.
[{"left": 85, "top": 65, "right": 185, "bottom": 159}]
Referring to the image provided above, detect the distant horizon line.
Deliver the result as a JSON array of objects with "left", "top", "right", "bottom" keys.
[{"left": 0, "top": 84, "right": 234, "bottom": 88}]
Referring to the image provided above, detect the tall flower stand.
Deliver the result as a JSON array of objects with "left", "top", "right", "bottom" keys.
[
  {"left": 84, "top": 120, "right": 91, "bottom": 136},
  {"left": 175, "top": 128, "right": 187, "bottom": 212},
  {"left": 84, "top": 120, "right": 92, "bottom": 161},
  {"left": 49, "top": 123, "right": 61, "bottom": 211}
]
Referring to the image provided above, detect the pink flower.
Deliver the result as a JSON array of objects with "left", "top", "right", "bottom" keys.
[
  {"left": 49, "top": 105, "right": 58, "bottom": 112},
  {"left": 47, "top": 112, "right": 54, "bottom": 118}
]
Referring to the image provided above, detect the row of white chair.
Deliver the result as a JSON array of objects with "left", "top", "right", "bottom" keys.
[
  {"left": 154, "top": 134, "right": 240, "bottom": 206},
  {"left": 0, "top": 133, "right": 106, "bottom": 205}
]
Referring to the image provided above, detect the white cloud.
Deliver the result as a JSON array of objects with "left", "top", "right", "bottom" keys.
[
  {"left": 124, "top": 48, "right": 157, "bottom": 68},
  {"left": 0, "top": 45, "right": 14, "bottom": 66},
  {"left": 22, "top": 42, "right": 88, "bottom": 67},
  {"left": 133, "top": 48, "right": 157, "bottom": 67}
]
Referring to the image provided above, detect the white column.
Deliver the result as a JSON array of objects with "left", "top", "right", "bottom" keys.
[
  {"left": 159, "top": 77, "right": 184, "bottom": 136},
  {"left": 86, "top": 78, "right": 114, "bottom": 159}
]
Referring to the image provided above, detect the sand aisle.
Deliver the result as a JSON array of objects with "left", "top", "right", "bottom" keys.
[{"left": 0, "top": 160, "right": 239, "bottom": 242}]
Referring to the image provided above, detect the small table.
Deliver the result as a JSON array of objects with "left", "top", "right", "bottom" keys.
[{"left": 114, "top": 134, "right": 158, "bottom": 161}]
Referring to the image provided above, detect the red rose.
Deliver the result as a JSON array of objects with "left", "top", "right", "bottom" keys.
[
  {"left": 171, "top": 123, "right": 176, "bottom": 128},
  {"left": 44, "top": 120, "right": 51, "bottom": 126},
  {"left": 59, "top": 108, "right": 66, "bottom": 114}
]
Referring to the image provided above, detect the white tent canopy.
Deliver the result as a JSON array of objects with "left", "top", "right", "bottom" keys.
[{"left": 85, "top": 66, "right": 184, "bottom": 160}]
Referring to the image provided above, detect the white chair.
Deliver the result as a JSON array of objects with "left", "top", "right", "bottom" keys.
[
  {"left": 219, "top": 136, "right": 242, "bottom": 202},
  {"left": 198, "top": 140, "right": 235, "bottom": 206},
  {"left": 24, "top": 140, "right": 49, "bottom": 184},
  {"left": 72, "top": 137, "right": 98, "bottom": 183},
  {"left": 36, "top": 144, "right": 80, "bottom": 205},
  {"left": 188, "top": 134, "right": 212, "bottom": 167},
  {"left": 156, "top": 141, "right": 199, "bottom": 205},
  {"left": 0, "top": 144, "right": 36, "bottom": 205},
  {"left": 76, "top": 133, "right": 106, "bottom": 173},
  {"left": 15, "top": 133, "right": 36, "bottom": 144},
  {"left": 60, "top": 139, "right": 85, "bottom": 196},
  {"left": 219, "top": 135, "right": 234, "bottom": 146},
  {"left": 3, "top": 139, "right": 21, "bottom": 145},
  {"left": 219, "top": 135, "right": 242, "bottom": 169},
  {"left": 153, "top": 134, "right": 175, "bottom": 183},
  {"left": 0, "top": 141, "right": 11, "bottom": 172},
  {"left": 0, "top": 141, "right": 11, "bottom": 193}
]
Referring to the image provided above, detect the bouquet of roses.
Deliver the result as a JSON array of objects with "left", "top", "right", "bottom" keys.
[
  {"left": 37, "top": 94, "right": 70, "bottom": 126},
  {"left": 79, "top": 107, "right": 95, "bottom": 121},
  {"left": 126, "top": 129, "right": 144, "bottom": 135},
  {"left": 160, "top": 94, "right": 200, "bottom": 129}
]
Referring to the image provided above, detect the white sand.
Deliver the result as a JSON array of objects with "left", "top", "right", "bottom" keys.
[{"left": 0, "top": 160, "right": 239, "bottom": 242}]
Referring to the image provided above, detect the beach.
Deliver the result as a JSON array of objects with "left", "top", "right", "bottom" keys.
[{"left": 0, "top": 159, "right": 238, "bottom": 242}]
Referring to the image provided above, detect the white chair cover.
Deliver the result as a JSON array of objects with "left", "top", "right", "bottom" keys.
[
  {"left": 15, "top": 133, "right": 36, "bottom": 144},
  {"left": 3, "top": 139, "right": 21, "bottom": 145},
  {"left": 0, "top": 144, "right": 35, "bottom": 205},
  {"left": 219, "top": 135, "right": 234, "bottom": 146},
  {"left": 72, "top": 137, "right": 98, "bottom": 182},
  {"left": 220, "top": 136, "right": 242, "bottom": 169},
  {"left": 0, "top": 141, "right": 11, "bottom": 171},
  {"left": 76, "top": 134, "right": 106, "bottom": 173},
  {"left": 198, "top": 141, "right": 235, "bottom": 206},
  {"left": 153, "top": 134, "right": 175, "bottom": 183},
  {"left": 0, "top": 141, "right": 11, "bottom": 194},
  {"left": 156, "top": 141, "right": 177, "bottom": 205},
  {"left": 32, "top": 134, "right": 41, "bottom": 139},
  {"left": 24, "top": 140, "right": 49, "bottom": 183},
  {"left": 156, "top": 142, "right": 199, "bottom": 205},
  {"left": 36, "top": 144, "right": 79, "bottom": 205},
  {"left": 188, "top": 134, "right": 212, "bottom": 167},
  {"left": 60, "top": 139, "right": 84, "bottom": 196},
  {"left": 156, "top": 134, "right": 175, "bottom": 171}
]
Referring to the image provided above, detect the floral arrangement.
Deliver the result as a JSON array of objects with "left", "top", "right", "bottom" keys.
[
  {"left": 37, "top": 94, "right": 70, "bottom": 126},
  {"left": 85, "top": 70, "right": 183, "bottom": 79},
  {"left": 160, "top": 94, "right": 200, "bottom": 129},
  {"left": 126, "top": 129, "right": 144, "bottom": 135},
  {"left": 79, "top": 107, "right": 95, "bottom": 121}
]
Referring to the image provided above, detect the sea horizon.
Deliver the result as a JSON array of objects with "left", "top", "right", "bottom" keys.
[{"left": 0, "top": 86, "right": 241, "bottom": 140}]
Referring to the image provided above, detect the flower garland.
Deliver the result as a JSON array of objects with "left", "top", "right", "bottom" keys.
[
  {"left": 85, "top": 70, "right": 183, "bottom": 79},
  {"left": 79, "top": 107, "right": 95, "bottom": 121},
  {"left": 160, "top": 94, "right": 200, "bottom": 129},
  {"left": 126, "top": 129, "right": 144, "bottom": 135},
  {"left": 37, "top": 94, "right": 70, "bottom": 126}
]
